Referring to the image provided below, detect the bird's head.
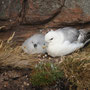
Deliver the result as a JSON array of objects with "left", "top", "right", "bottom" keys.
[{"left": 45, "top": 30, "right": 59, "bottom": 44}]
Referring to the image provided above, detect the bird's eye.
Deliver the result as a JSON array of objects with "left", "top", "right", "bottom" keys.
[{"left": 50, "top": 38, "right": 53, "bottom": 40}]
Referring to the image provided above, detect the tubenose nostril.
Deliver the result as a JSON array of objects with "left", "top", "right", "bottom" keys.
[{"left": 34, "top": 44, "right": 37, "bottom": 48}]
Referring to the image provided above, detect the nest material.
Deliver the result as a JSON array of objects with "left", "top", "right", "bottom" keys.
[
  {"left": 0, "top": 31, "right": 90, "bottom": 69},
  {"left": 0, "top": 34, "right": 43, "bottom": 69},
  {"left": 0, "top": 37, "right": 90, "bottom": 89}
]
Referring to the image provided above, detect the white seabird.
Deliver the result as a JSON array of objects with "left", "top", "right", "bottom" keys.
[
  {"left": 22, "top": 34, "right": 46, "bottom": 54},
  {"left": 45, "top": 27, "right": 90, "bottom": 57}
]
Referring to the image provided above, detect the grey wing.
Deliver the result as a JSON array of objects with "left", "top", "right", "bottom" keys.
[{"left": 57, "top": 27, "right": 80, "bottom": 42}]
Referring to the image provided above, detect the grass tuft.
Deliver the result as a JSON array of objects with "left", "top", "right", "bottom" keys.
[
  {"left": 60, "top": 47, "right": 90, "bottom": 90},
  {"left": 30, "top": 62, "right": 64, "bottom": 87}
]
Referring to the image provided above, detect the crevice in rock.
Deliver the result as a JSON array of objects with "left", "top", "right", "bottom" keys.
[
  {"left": 20, "top": 0, "right": 66, "bottom": 25},
  {"left": 19, "top": 0, "right": 27, "bottom": 24},
  {"left": 45, "top": 0, "right": 66, "bottom": 23},
  {"left": 38, "top": 0, "right": 66, "bottom": 25},
  {"left": 61, "top": 21, "right": 90, "bottom": 28},
  {"left": 45, "top": 21, "right": 90, "bottom": 29}
]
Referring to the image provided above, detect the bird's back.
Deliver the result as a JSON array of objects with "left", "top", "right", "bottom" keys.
[{"left": 56, "top": 27, "right": 79, "bottom": 42}]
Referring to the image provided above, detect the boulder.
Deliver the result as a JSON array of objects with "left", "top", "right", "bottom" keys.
[{"left": 0, "top": 0, "right": 90, "bottom": 41}]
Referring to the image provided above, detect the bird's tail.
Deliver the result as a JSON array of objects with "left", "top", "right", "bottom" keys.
[
  {"left": 84, "top": 38, "right": 90, "bottom": 46},
  {"left": 83, "top": 30, "right": 90, "bottom": 46},
  {"left": 78, "top": 29, "right": 90, "bottom": 45}
]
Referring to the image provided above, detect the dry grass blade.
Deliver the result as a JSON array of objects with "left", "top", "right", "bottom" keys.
[
  {"left": 0, "top": 40, "right": 3, "bottom": 49},
  {"left": 7, "top": 32, "right": 15, "bottom": 43},
  {"left": 59, "top": 46, "right": 90, "bottom": 90},
  {"left": 0, "top": 26, "right": 6, "bottom": 30}
]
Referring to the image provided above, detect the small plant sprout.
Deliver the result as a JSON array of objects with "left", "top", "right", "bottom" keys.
[{"left": 30, "top": 62, "right": 64, "bottom": 87}]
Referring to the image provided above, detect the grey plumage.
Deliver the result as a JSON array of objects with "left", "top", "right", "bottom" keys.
[
  {"left": 22, "top": 34, "right": 46, "bottom": 54},
  {"left": 56, "top": 27, "right": 89, "bottom": 43}
]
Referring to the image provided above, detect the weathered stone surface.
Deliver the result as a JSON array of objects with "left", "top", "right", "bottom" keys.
[
  {"left": 0, "top": 69, "right": 33, "bottom": 90},
  {"left": 0, "top": 0, "right": 22, "bottom": 32},
  {"left": 0, "top": 0, "right": 90, "bottom": 41},
  {"left": 45, "top": 0, "right": 90, "bottom": 27},
  {"left": 0, "top": 0, "right": 90, "bottom": 26},
  {"left": 0, "top": 25, "right": 41, "bottom": 42},
  {"left": 22, "top": 0, "right": 64, "bottom": 24},
  {"left": 0, "top": 0, "right": 22, "bottom": 20},
  {"left": 32, "top": 0, "right": 63, "bottom": 15},
  {"left": 65, "top": 0, "right": 90, "bottom": 15}
]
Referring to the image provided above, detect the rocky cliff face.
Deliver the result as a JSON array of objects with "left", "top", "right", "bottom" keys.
[
  {"left": 0, "top": 0, "right": 90, "bottom": 41},
  {"left": 0, "top": 1, "right": 90, "bottom": 90}
]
